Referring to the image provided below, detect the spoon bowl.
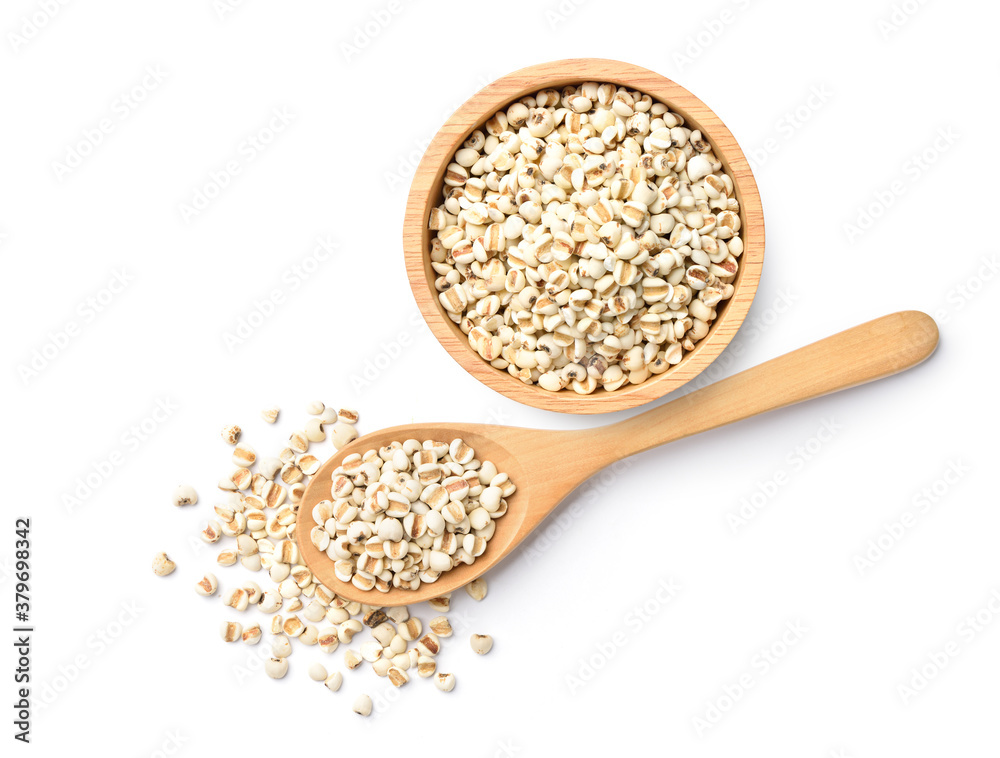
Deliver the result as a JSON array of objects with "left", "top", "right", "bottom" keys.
[
  {"left": 296, "top": 311, "right": 939, "bottom": 605},
  {"left": 296, "top": 422, "right": 540, "bottom": 607}
]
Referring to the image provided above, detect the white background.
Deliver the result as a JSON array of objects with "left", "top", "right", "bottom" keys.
[{"left": 2, "top": 0, "right": 998, "bottom": 755}]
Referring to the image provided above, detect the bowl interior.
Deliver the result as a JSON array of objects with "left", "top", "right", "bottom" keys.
[{"left": 403, "top": 59, "right": 764, "bottom": 414}]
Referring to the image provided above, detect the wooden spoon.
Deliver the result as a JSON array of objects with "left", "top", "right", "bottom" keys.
[{"left": 296, "top": 311, "right": 938, "bottom": 606}]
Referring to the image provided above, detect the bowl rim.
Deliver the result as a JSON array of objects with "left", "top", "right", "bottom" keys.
[{"left": 403, "top": 57, "right": 765, "bottom": 414}]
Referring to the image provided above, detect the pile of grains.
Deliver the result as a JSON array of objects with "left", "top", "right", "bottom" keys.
[
  {"left": 313, "top": 438, "right": 515, "bottom": 592},
  {"left": 428, "top": 81, "right": 743, "bottom": 393},
  {"left": 156, "top": 401, "right": 496, "bottom": 716}
]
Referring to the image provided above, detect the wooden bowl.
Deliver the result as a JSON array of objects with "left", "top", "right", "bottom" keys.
[{"left": 403, "top": 58, "right": 765, "bottom": 414}]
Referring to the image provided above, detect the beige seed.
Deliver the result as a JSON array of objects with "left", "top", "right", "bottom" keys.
[
  {"left": 232, "top": 443, "right": 256, "bottom": 468},
  {"left": 236, "top": 534, "right": 257, "bottom": 556},
  {"left": 388, "top": 666, "right": 409, "bottom": 687},
  {"left": 220, "top": 621, "right": 242, "bottom": 642},
  {"left": 429, "top": 616, "right": 453, "bottom": 637},
  {"left": 258, "top": 457, "right": 282, "bottom": 480},
  {"left": 263, "top": 483, "right": 286, "bottom": 509},
  {"left": 241, "top": 623, "right": 262, "bottom": 645},
  {"left": 152, "top": 552, "right": 176, "bottom": 576},
  {"left": 221, "top": 425, "right": 241, "bottom": 445},
  {"left": 360, "top": 641, "right": 382, "bottom": 662},
  {"left": 435, "top": 673, "right": 456, "bottom": 692},
  {"left": 172, "top": 484, "right": 198, "bottom": 507},
  {"left": 272, "top": 635, "right": 292, "bottom": 658},
  {"left": 216, "top": 550, "right": 237, "bottom": 566},
  {"left": 265, "top": 657, "right": 288, "bottom": 679},
  {"left": 200, "top": 521, "right": 222, "bottom": 543},
  {"left": 338, "top": 619, "right": 363, "bottom": 644},
  {"left": 230, "top": 468, "right": 252, "bottom": 490},
  {"left": 417, "top": 656, "right": 437, "bottom": 678},
  {"left": 352, "top": 694, "right": 372, "bottom": 716},
  {"left": 471, "top": 634, "right": 493, "bottom": 655},
  {"left": 258, "top": 588, "right": 282, "bottom": 613},
  {"left": 344, "top": 649, "right": 362, "bottom": 669},
  {"left": 194, "top": 573, "right": 218, "bottom": 596},
  {"left": 297, "top": 455, "right": 320, "bottom": 476},
  {"left": 330, "top": 422, "right": 358, "bottom": 449},
  {"left": 318, "top": 627, "right": 340, "bottom": 653},
  {"left": 300, "top": 625, "right": 319, "bottom": 645},
  {"left": 305, "top": 419, "right": 326, "bottom": 442},
  {"left": 398, "top": 618, "right": 422, "bottom": 641},
  {"left": 241, "top": 581, "right": 262, "bottom": 604},
  {"left": 288, "top": 431, "right": 309, "bottom": 454},
  {"left": 324, "top": 671, "right": 343, "bottom": 692},
  {"left": 280, "top": 463, "right": 303, "bottom": 485},
  {"left": 223, "top": 588, "right": 249, "bottom": 611},
  {"left": 428, "top": 595, "right": 451, "bottom": 612},
  {"left": 391, "top": 651, "right": 410, "bottom": 670},
  {"left": 416, "top": 633, "right": 440, "bottom": 657},
  {"left": 465, "top": 578, "right": 487, "bottom": 601},
  {"left": 308, "top": 662, "right": 328, "bottom": 681},
  {"left": 261, "top": 406, "right": 280, "bottom": 424}
]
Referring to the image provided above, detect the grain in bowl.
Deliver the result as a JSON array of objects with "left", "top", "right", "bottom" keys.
[{"left": 428, "top": 80, "right": 743, "bottom": 394}]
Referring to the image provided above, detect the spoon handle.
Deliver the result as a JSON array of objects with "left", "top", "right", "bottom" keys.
[{"left": 596, "top": 311, "right": 938, "bottom": 460}]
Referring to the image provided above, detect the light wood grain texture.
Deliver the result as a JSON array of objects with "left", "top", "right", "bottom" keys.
[
  {"left": 297, "top": 311, "right": 938, "bottom": 606},
  {"left": 403, "top": 58, "right": 765, "bottom": 414}
]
